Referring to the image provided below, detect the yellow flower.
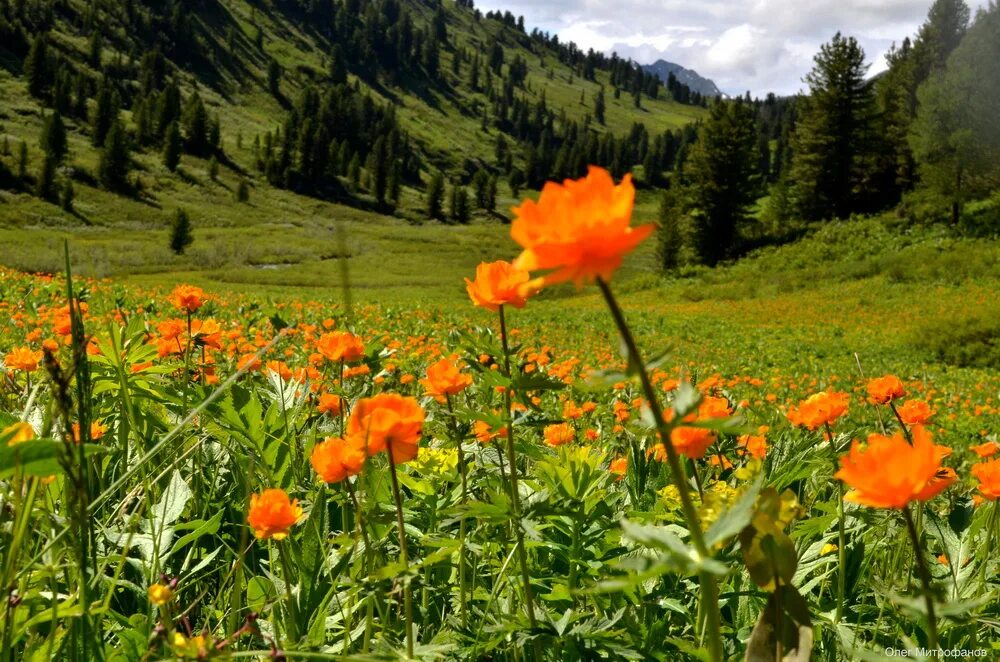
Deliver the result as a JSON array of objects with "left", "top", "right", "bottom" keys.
[
  {"left": 148, "top": 583, "right": 174, "bottom": 606},
  {"left": 820, "top": 543, "right": 839, "bottom": 556}
]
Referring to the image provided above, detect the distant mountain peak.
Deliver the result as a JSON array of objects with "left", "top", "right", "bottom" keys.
[{"left": 642, "top": 60, "right": 723, "bottom": 98}]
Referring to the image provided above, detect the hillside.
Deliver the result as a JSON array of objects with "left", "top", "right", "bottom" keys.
[{"left": 0, "top": 0, "right": 708, "bottom": 281}]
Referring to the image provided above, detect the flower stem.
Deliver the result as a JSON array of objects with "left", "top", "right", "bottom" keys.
[
  {"left": 903, "top": 504, "right": 939, "bottom": 651},
  {"left": 498, "top": 305, "right": 541, "bottom": 661},
  {"left": 596, "top": 277, "right": 723, "bottom": 662},
  {"left": 446, "top": 394, "right": 469, "bottom": 628},
  {"left": 826, "top": 423, "right": 847, "bottom": 625},
  {"left": 387, "top": 441, "right": 415, "bottom": 659}
]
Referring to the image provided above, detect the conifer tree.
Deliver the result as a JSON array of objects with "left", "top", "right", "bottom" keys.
[
  {"left": 426, "top": 171, "right": 445, "bottom": 219},
  {"left": 24, "top": 34, "right": 50, "bottom": 99},
  {"left": 163, "top": 121, "right": 182, "bottom": 171},
  {"left": 98, "top": 119, "right": 131, "bottom": 191},
  {"left": 170, "top": 208, "right": 194, "bottom": 255},
  {"left": 39, "top": 110, "right": 67, "bottom": 164}
]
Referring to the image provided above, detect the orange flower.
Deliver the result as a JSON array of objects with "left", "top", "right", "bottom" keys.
[
  {"left": 72, "top": 421, "right": 108, "bottom": 443},
  {"left": 420, "top": 358, "right": 473, "bottom": 400},
  {"left": 3, "top": 422, "right": 35, "bottom": 445},
  {"left": 317, "top": 393, "right": 343, "bottom": 416},
  {"left": 167, "top": 285, "right": 206, "bottom": 314},
  {"left": 473, "top": 420, "right": 505, "bottom": 443},
  {"left": 970, "top": 441, "right": 999, "bottom": 458},
  {"left": 609, "top": 457, "right": 627, "bottom": 480},
  {"left": 510, "top": 167, "right": 654, "bottom": 287},
  {"left": 971, "top": 459, "right": 1000, "bottom": 500},
  {"left": 835, "top": 426, "right": 954, "bottom": 509},
  {"left": 543, "top": 422, "right": 574, "bottom": 447},
  {"left": 347, "top": 393, "right": 425, "bottom": 464},
  {"left": 316, "top": 331, "right": 365, "bottom": 364},
  {"left": 896, "top": 399, "right": 933, "bottom": 425},
  {"left": 310, "top": 437, "right": 366, "bottom": 483},
  {"left": 737, "top": 434, "right": 768, "bottom": 459},
  {"left": 867, "top": 375, "right": 905, "bottom": 405},
  {"left": 664, "top": 395, "right": 731, "bottom": 460},
  {"left": 465, "top": 260, "right": 535, "bottom": 311},
  {"left": 247, "top": 488, "right": 302, "bottom": 540},
  {"left": 4, "top": 347, "right": 42, "bottom": 372},
  {"left": 786, "top": 391, "right": 850, "bottom": 430}
]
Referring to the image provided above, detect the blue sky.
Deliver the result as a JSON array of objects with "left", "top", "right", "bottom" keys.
[{"left": 475, "top": 0, "right": 989, "bottom": 96}]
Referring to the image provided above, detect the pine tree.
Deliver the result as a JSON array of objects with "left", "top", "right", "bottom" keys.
[
  {"left": 450, "top": 183, "right": 470, "bottom": 223},
  {"left": 182, "top": 92, "right": 210, "bottom": 156},
  {"left": 91, "top": 79, "right": 119, "bottom": 147},
  {"left": 98, "top": 120, "right": 131, "bottom": 191},
  {"left": 426, "top": 171, "right": 445, "bottom": 220},
  {"left": 40, "top": 110, "right": 68, "bottom": 163},
  {"left": 170, "top": 208, "right": 194, "bottom": 255},
  {"left": 910, "top": 3, "right": 1000, "bottom": 225},
  {"left": 788, "top": 33, "right": 879, "bottom": 220},
  {"left": 36, "top": 154, "right": 57, "bottom": 199},
  {"left": 268, "top": 60, "right": 282, "bottom": 98},
  {"left": 17, "top": 142, "right": 28, "bottom": 180},
  {"left": 594, "top": 88, "right": 606, "bottom": 125},
  {"left": 163, "top": 121, "right": 182, "bottom": 171},
  {"left": 61, "top": 179, "right": 74, "bottom": 212},
  {"left": 24, "top": 34, "right": 50, "bottom": 99},
  {"left": 683, "top": 101, "right": 758, "bottom": 265}
]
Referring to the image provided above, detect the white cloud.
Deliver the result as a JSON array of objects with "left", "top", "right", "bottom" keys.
[{"left": 474, "top": 0, "right": 991, "bottom": 96}]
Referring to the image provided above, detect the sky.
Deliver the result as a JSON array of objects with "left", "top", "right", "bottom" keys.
[{"left": 474, "top": 0, "right": 990, "bottom": 97}]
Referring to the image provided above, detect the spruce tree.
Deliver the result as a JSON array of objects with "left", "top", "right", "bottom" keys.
[
  {"left": 39, "top": 110, "right": 67, "bottom": 163},
  {"left": 450, "top": 183, "right": 470, "bottom": 223},
  {"left": 36, "top": 154, "right": 56, "bottom": 199},
  {"left": 426, "top": 171, "right": 445, "bottom": 220},
  {"left": 24, "top": 34, "right": 50, "bottom": 99},
  {"left": 91, "top": 79, "right": 118, "bottom": 147},
  {"left": 163, "top": 121, "right": 182, "bottom": 171},
  {"left": 17, "top": 142, "right": 28, "bottom": 180},
  {"left": 788, "top": 33, "right": 878, "bottom": 220},
  {"left": 170, "top": 208, "right": 194, "bottom": 255},
  {"left": 182, "top": 92, "right": 210, "bottom": 156},
  {"left": 61, "top": 179, "right": 74, "bottom": 212},
  {"left": 98, "top": 120, "right": 131, "bottom": 191},
  {"left": 594, "top": 88, "right": 606, "bottom": 125},
  {"left": 236, "top": 179, "right": 250, "bottom": 202},
  {"left": 683, "top": 101, "right": 758, "bottom": 265}
]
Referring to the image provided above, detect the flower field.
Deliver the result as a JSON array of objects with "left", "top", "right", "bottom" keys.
[{"left": 1, "top": 169, "right": 998, "bottom": 661}]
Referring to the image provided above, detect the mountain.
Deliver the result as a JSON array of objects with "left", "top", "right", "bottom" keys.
[
  {"left": 643, "top": 60, "right": 723, "bottom": 98},
  {"left": 0, "top": 0, "right": 709, "bottom": 255}
]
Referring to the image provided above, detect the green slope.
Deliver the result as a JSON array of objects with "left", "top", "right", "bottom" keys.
[{"left": 0, "top": 0, "right": 706, "bottom": 285}]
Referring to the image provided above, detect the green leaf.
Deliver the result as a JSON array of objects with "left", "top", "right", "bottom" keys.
[{"left": 0, "top": 440, "right": 106, "bottom": 479}]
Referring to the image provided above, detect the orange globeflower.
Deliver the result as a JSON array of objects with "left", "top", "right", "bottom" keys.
[
  {"left": 897, "top": 399, "right": 934, "bottom": 425},
  {"left": 347, "top": 393, "right": 425, "bottom": 464},
  {"left": 420, "top": 358, "right": 473, "bottom": 400},
  {"left": 72, "top": 421, "right": 108, "bottom": 443},
  {"left": 737, "top": 434, "right": 768, "bottom": 459},
  {"left": 473, "top": 420, "right": 505, "bottom": 444},
  {"left": 609, "top": 457, "right": 627, "bottom": 480},
  {"left": 786, "top": 391, "right": 850, "bottom": 430},
  {"left": 316, "top": 393, "right": 343, "bottom": 416},
  {"left": 167, "top": 285, "right": 207, "bottom": 314},
  {"left": 3, "top": 422, "right": 35, "bottom": 445},
  {"left": 310, "top": 437, "right": 366, "bottom": 484},
  {"left": 4, "top": 347, "right": 43, "bottom": 373},
  {"left": 970, "top": 441, "right": 999, "bottom": 458},
  {"left": 465, "top": 260, "right": 534, "bottom": 311},
  {"left": 510, "top": 166, "right": 654, "bottom": 287},
  {"left": 247, "top": 488, "right": 303, "bottom": 540},
  {"left": 867, "top": 375, "right": 905, "bottom": 405},
  {"left": 543, "top": 422, "right": 574, "bottom": 447},
  {"left": 835, "top": 426, "right": 955, "bottom": 509},
  {"left": 316, "top": 331, "right": 365, "bottom": 364},
  {"left": 971, "top": 459, "right": 1000, "bottom": 500}
]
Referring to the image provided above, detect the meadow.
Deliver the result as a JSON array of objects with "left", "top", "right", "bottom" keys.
[{"left": 1, "top": 168, "right": 998, "bottom": 661}]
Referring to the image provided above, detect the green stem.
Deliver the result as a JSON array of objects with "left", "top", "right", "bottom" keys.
[
  {"left": 446, "top": 394, "right": 469, "bottom": 628},
  {"left": 498, "top": 305, "right": 541, "bottom": 661},
  {"left": 276, "top": 540, "right": 301, "bottom": 645},
  {"left": 903, "top": 505, "right": 939, "bottom": 651},
  {"left": 595, "top": 277, "right": 723, "bottom": 662},
  {"left": 826, "top": 423, "right": 847, "bottom": 625},
  {"left": 387, "top": 441, "right": 414, "bottom": 659}
]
